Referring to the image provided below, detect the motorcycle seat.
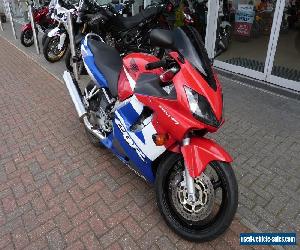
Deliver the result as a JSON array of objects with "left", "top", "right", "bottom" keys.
[
  {"left": 87, "top": 38, "right": 122, "bottom": 97},
  {"left": 114, "top": 7, "right": 160, "bottom": 29}
]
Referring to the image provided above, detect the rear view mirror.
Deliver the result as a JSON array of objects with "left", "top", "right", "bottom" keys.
[{"left": 150, "top": 29, "right": 176, "bottom": 50}]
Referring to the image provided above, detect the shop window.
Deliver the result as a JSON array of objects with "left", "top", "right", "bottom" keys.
[
  {"left": 215, "top": 0, "right": 278, "bottom": 72},
  {"left": 271, "top": 0, "right": 300, "bottom": 81}
]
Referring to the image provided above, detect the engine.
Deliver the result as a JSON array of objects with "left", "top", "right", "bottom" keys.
[{"left": 83, "top": 84, "right": 113, "bottom": 135}]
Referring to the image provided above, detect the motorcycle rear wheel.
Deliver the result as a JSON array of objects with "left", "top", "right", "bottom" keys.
[
  {"left": 155, "top": 153, "right": 238, "bottom": 242},
  {"left": 20, "top": 29, "right": 34, "bottom": 47}
]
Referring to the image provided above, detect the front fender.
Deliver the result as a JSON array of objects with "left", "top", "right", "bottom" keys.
[
  {"left": 181, "top": 137, "right": 233, "bottom": 178},
  {"left": 47, "top": 27, "right": 60, "bottom": 37},
  {"left": 21, "top": 23, "right": 32, "bottom": 32}
]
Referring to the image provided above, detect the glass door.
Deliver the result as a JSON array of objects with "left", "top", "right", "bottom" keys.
[
  {"left": 205, "top": 0, "right": 300, "bottom": 91},
  {"left": 265, "top": 0, "right": 300, "bottom": 91},
  {"left": 213, "top": 0, "right": 280, "bottom": 80}
]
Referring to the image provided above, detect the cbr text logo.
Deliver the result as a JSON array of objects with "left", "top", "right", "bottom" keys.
[{"left": 115, "top": 119, "right": 146, "bottom": 162}]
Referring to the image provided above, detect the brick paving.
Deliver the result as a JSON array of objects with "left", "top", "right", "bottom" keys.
[
  {"left": 0, "top": 36, "right": 268, "bottom": 249},
  {"left": 0, "top": 21, "right": 65, "bottom": 80},
  {"left": 216, "top": 76, "right": 300, "bottom": 237}
]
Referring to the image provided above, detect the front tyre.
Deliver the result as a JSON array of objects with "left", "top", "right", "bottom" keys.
[
  {"left": 43, "top": 36, "right": 68, "bottom": 63},
  {"left": 155, "top": 154, "right": 238, "bottom": 242}
]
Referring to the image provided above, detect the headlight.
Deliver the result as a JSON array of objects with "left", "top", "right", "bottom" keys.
[{"left": 184, "top": 86, "right": 220, "bottom": 127}]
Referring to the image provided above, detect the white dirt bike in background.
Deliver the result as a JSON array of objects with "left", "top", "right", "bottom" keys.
[{"left": 42, "top": 0, "right": 77, "bottom": 62}]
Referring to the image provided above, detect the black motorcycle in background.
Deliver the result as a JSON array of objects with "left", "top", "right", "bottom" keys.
[
  {"left": 188, "top": 0, "right": 231, "bottom": 56},
  {"left": 65, "top": 0, "right": 174, "bottom": 72}
]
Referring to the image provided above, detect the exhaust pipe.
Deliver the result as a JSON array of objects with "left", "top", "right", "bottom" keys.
[
  {"left": 82, "top": 116, "right": 105, "bottom": 140},
  {"left": 63, "top": 71, "right": 86, "bottom": 118},
  {"left": 63, "top": 71, "right": 105, "bottom": 140}
]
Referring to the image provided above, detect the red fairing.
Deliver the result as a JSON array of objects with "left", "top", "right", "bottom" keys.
[
  {"left": 21, "top": 23, "right": 32, "bottom": 32},
  {"left": 135, "top": 53, "right": 223, "bottom": 142},
  {"left": 119, "top": 50, "right": 229, "bottom": 177},
  {"left": 181, "top": 137, "right": 233, "bottom": 178},
  {"left": 118, "top": 68, "right": 133, "bottom": 101},
  {"left": 34, "top": 7, "right": 49, "bottom": 23},
  {"left": 118, "top": 53, "right": 163, "bottom": 101},
  {"left": 21, "top": 6, "right": 53, "bottom": 32}
]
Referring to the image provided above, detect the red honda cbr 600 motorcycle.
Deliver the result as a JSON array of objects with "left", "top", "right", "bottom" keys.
[
  {"left": 20, "top": 2, "right": 55, "bottom": 47},
  {"left": 64, "top": 26, "right": 238, "bottom": 241}
]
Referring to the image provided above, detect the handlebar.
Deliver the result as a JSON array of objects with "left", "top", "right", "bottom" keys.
[{"left": 145, "top": 59, "right": 167, "bottom": 70}]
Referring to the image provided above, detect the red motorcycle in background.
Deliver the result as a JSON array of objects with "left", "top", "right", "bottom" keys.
[{"left": 20, "top": 1, "right": 55, "bottom": 47}]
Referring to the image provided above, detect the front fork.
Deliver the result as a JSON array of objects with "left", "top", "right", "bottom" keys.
[
  {"left": 58, "top": 32, "right": 66, "bottom": 50},
  {"left": 183, "top": 137, "right": 196, "bottom": 202}
]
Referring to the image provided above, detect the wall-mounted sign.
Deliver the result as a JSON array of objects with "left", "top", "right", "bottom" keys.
[{"left": 234, "top": 9, "right": 255, "bottom": 37}]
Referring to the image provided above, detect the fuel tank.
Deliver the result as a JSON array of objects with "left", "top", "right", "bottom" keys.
[{"left": 118, "top": 53, "right": 163, "bottom": 101}]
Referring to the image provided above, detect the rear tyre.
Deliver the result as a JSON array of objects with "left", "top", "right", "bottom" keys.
[
  {"left": 65, "top": 46, "right": 86, "bottom": 74},
  {"left": 20, "top": 29, "right": 34, "bottom": 47},
  {"left": 155, "top": 153, "right": 238, "bottom": 242}
]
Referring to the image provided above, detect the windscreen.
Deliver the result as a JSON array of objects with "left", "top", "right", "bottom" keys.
[{"left": 173, "top": 26, "right": 217, "bottom": 91}]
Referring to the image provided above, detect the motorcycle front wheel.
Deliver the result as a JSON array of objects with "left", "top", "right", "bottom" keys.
[
  {"left": 155, "top": 153, "right": 238, "bottom": 242},
  {"left": 43, "top": 36, "right": 68, "bottom": 63},
  {"left": 20, "top": 29, "right": 34, "bottom": 47}
]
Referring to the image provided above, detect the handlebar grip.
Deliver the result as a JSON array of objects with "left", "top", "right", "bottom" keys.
[{"left": 145, "top": 60, "right": 166, "bottom": 70}]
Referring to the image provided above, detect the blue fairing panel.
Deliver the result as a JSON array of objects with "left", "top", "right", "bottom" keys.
[
  {"left": 113, "top": 101, "right": 155, "bottom": 183},
  {"left": 81, "top": 43, "right": 108, "bottom": 89},
  {"left": 113, "top": 120, "right": 155, "bottom": 183}
]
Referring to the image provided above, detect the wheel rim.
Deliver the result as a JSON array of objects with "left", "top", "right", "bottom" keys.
[
  {"left": 170, "top": 169, "right": 215, "bottom": 222},
  {"left": 165, "top": 160, "right": 226, "bottom": 229},
  {"left": 47, "top": 37, "right": 66, "bottom": 60}
]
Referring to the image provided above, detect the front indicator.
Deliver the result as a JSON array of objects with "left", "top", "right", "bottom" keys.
[{"left": 152, "top": 133, "right": 169, "bottom": 146}]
